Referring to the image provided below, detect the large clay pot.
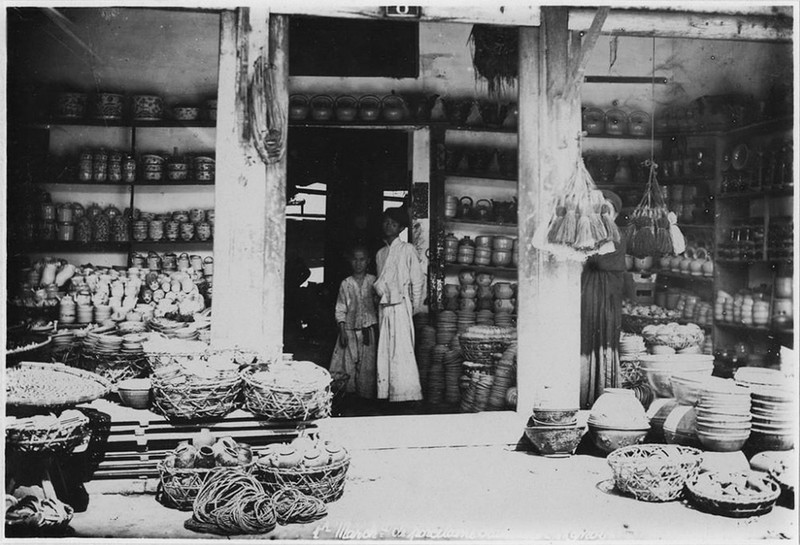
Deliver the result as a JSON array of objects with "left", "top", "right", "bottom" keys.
[
  {"left": 476, "top": 273, "right": 494, "bottom": 286},
  {"left": 493, "top": 282, "right": 514, "bottom": 299},
  {"left": 443, "top": 284, "right": 460, "bottom": 298},
  {"left": 458, "top": 269, "right": 476, "bottom": 285},
  {"left": 460, "top": 284, "right": 477, "bottom": 299},
  {"left": 494, "top": 299, "right": 514, "bottom": 313},
  {"left": 588, "top": 388, "right": 650, "bottom": 430}
]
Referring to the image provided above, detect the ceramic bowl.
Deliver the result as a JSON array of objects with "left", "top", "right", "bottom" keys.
[
  {"left": 532, "top": 408, "right": 579, "bottom": 426},
  {"left": 117, "top": 378, "right": 152, "bottom": 409},
  {"left": 697, "top": 431, "right": 750, "bottom": 452},
  {"left": 588, "top": 424, "right": 648, "bottom": 454},
  {"left": 525, "top": 424, "right": 586, "bottom": 456},
  {"left": 588, "top": 388, "right": 650, "bottom": 430},
  {"left": 132, "top": 94, "right": 164, "bottom": 120},
  {"left": 173, "top": 106, "right": 200, "bottom": 121},
  {"left": 747, "top": 430, "right": 794, "bottom": 451},
  {"left": 94, "top": 92, "right": 124, "bottom": 119}
]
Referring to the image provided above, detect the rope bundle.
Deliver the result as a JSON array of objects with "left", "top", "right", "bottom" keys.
[
  {"left": 187, "top": 468, "right": 328, "bottom": 535},
  {"left": 249, "top": 55, "right": 286, "bottom": 165},
  {"left": 271, "top": 487, "right": 328, "bottom": 525}
]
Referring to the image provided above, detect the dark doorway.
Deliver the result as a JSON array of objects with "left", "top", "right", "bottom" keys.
[{"left": 283, "top": 128, "right": 411, "bottom": 366}]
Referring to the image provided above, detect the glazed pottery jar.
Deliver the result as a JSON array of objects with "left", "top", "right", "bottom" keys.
[
  {"left": 458, "top": 269, "right": 476, "bottom": 285},
  {"left": 476, "top": 273, "right": 494, "bottom": 286},
  {"left": 582, "top": 107, "right": 605, "bottom": 135},
  {"left": 334, "top": 95, "right": 358, "bottom": 122},
  {"left": 459, "top": 284, "right": 477, "bottom": 299},
  {"left": 289, "top": 94, "right": 310, "bottom": 120},
  {"left": 474, "top": 247, "right": 492, "bottom": 266},
  {"left": 605, "top": 108, "right": 629, "bottom": 136},
  {"left": 475, "top": 235, "right": 493, "bottom": 249},
  {"left": 443, "top": 284, "right": 460, "bottom": 298},
  {"left": 132, "top": 94, "right": 164, "bottom": 120},
  {"left": 494, "top": 299, "right": 514, "bottom": 313},
  {"left": 174, "top": 442, "right": 198, "bottom": 469},
  {"left": 493, "top": 282, "right": 514, "bottom": 299},
  {"left": 459, "top": 298, "right": 477, "bottom": 312},
  {"left": 312, "top": 95, "right": 335, "bottom": 121},
  {"left": 588, "top": 388, "right": 650, "bottom": 429},
  {"left": 474, "top": 199, "right": 493, "bottom": 221},
  {"left": 702, "top": 258, "right": 714, "bottom": 277},
  {"left": 492, "top": 250, "right": 513, "bottom": 267},
  {"left": 492, "top": 236, "right": 514, "bottom": 251},
  {"left": 670, "top": 255, "right": 683, "bottom": 272},
  {"left": 772, "top": 298, "right": 793, "bottom": 325},
  {"left": 194, "top": 446, "right": 216, "bottom": 468},
  {"left": 324, "top": 441, "right": 347, "bottom": 463},
  {"left": 679, "top": 255, "right": 693, "bottom": 275},
  {"left": 358, "top": 95, "right": 382, "bottom": 121},
  {"left": 382, "top": 94, "right": 407, "bottom": 122}
]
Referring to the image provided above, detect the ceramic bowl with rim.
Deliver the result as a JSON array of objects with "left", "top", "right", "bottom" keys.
[
  {"left": 697, "top": 430, "right": 750, "bottom": 452},
  {"left": 525, "top": 424, "right": 586, "bottom": 456},
  {"left": 588, "top": 388, "right": 650, "bottom": 430},
  {"left": 117, "top": 378, "right": 152, "bottom": 409},
  {"left": 532, "top": 408, "right": 580, "bottom": 426},
  {"left": 588, "top": 423, "right": 648, "bottom": 454},
  {"left": 173, "top": 106, "right": 200, "bottom": 121}
]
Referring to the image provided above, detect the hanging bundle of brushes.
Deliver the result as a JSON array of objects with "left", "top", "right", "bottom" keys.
[
  {"left": 249, "top": 54, "right": 286, "bottom": 165},
  {"left": 626, "top": 160, "right": 672, "bottom": 259},
  {"left": 534, "top": 142, "right": 620, "bottom": 260}
]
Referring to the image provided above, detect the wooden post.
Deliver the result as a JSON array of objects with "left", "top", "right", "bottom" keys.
[{"left": 211, "top": 8, "right": 288, "bottom": 360}]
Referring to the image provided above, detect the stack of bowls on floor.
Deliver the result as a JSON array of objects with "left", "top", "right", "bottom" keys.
[
  {"left": 426, "top": 344, "right": 447, "bottom": 405},
  {"left": 639, "top": 354, "right": 714, "bottom": 399},
  {"left": 436, "top": 311, "right": 457, "bottom": 345},
  {"left": 525, "top": 406, "right": 584, "bottom": 457},
  {"left": 415, "top": 323, "right": 436, "bottom": 389},
  {"left": 588, "top": 388, "right": 650, "bottom": 454},
  {"left": 443, "top": 347, "right": 463, "bottom": 405},
  {"left": 493, "top": 312, "right": 514, "bottom": 327},
  {"left": 476, "top": 309, "right": 494, "bottom": 326},
  {"left": 748, "top": 386, "right": 795, "bottom": 452},
  {"left": 695, "top": 380, "right": 751, "bottom": 452},
  {"left": 456, "top": 309, "right": 476, "bottom": 335}
]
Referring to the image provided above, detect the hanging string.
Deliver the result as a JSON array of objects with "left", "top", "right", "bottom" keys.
[{"left": 650, "top": 36, "right": 657, "bottom": 167}]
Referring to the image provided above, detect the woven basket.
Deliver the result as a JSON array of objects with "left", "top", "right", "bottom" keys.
[
  {"left": 241, "top": 363, "right": 332, "bottom": 421},
  {"left": 151, "top": 371, "right": 241, "bottom": 422},
  {"left": 685, "top": 472, "right": 781, "bottom": 518},
  {"left": 621, "top": 314, "right": 676, "bottom": 334},
  {"left": 459, "top": 338, "right": 509, "bottom": 366},
  {"left": 80, "top": 349, "right": 149, "bottom": 386},
  {"left": 50, "top": 344, "right": 82, "bottom": 368},
  {"left": 157, "top": 461, "right": 255, "bottom": 511},
  {"left": 6, "top": 362, "right": 112, "bottom": 413},
  {"left": 255, "top": 456, "right": 350, "bottom": 503},
  {"left": 6, "top": 415, "right": 90, "bottom": 455},
  {"left": 607, "top": 444, "right": 703, "bottom": 502}
]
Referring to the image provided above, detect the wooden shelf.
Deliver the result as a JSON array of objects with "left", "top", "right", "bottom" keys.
[
  {"left": 38, "top": 179, "right": 215, "bottom": 186},
  {"left": 442, "top": 171, "right": 516, "bottom": 182},
  {"left": 130, "top": 240, "right": 213, "bottom": 248},
  {"left": 133, "top": 180, "right": 215, "bottom": 186},
  {"left": 25, "top": 119, "right": 216, "bottom": 129},
  {"left": 716, "top": 258, "right": 793, "bottom": 266},
  {"left": 25, "top": 241, "right": 130, "bottom": 253},
  {"left": 655, "top": 116, "right": 793, "bottom": 138},
  {"left": 444, "top": 263, "right": 517, "bottom": 275},
  {"left": 677, "top": 223, "right": 714, "bottom": 230},
  {"left": 444, "top": 125, "right": 516, "bottom": 134},
  {"left": 716, "top": 186, "right": 794, "bottom": 200},
  {"left": 715, "top": 322, "right": 793, "bottom": 336},
  {"left": 444, "top": 218, "right": 517, "bottom": 230},
  {"left": 584, "top": 133, "right": 652, "bottom": 140},
  {"left": 659, "top": 175, "right": 714, "bottom": 185},
  {"left": 655, "top": 270, "right": 714, "bottom": 283}
]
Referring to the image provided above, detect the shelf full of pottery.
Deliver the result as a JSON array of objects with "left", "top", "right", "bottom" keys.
[
  {"left": 50, "top": 90, "right": 217, "bottom": 125},
  {"left": 442, "top": 234, "right": 518, "bottom": 270},
  {"left": 441, "top": 268, "right": 517, "bottom": 315},
  {"left": 715, "top": 280, "right": 793, "bottom": 334},
  {"left": 9, "top": 256, "right": 212, "bottom": 328},
  {"left": 717, "top": 218, "right": 793, "bottom": 263}
]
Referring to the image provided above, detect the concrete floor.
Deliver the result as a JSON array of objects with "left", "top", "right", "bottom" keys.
[{"left": 6, "top": 412, "right": 798, "bottom": 542}]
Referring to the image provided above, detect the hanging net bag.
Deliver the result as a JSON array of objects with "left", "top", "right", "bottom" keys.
[{"left": 625, "top": 161, "right": 674, "bottom": 259}]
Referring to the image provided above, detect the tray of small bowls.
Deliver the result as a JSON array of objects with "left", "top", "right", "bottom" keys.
[{"left": 685, "top": 471, "right": 781, "bottom": 518}]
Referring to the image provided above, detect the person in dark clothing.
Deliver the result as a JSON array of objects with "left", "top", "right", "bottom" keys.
[{"left": 580, "top": 190, "right": 626, "bottom": 409}]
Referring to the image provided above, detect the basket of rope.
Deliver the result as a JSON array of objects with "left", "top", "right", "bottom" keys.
[
  {"left": 241, "top": 360, "right": 332, "bottom": 421},
  {"left": 150, "top": 353, "right": 243, "bottom": 422},
  {"left": 607, "top": 444, "right": 703, "bottom": 502},
  {"left": 5, "top": 409, "right": 90, "bottom": 455}
]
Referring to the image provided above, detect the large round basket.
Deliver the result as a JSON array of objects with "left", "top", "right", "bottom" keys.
[
  {"left": 6, "top": 412, "right": 91, "bottom": 455},
  {"left": 150, "top": 370, "right": 241, "bottom": 422},
  {"left": 6, "top": 362, "right": 112, "bottom": 415},
  {"left": 607, "top": 444, "right": 703, "bottom": 502},
  {"left": 241, "top": 361, "right": 332, "bottom": 421},
  {"left": 255, "top": 456, "right": 350, "bottom": 503},
  {"left": 459, "top": 338, "right": 509, "bottom": 366},
  {"left": 685, "top": 472, "right": 781, "bottom": 518},
  {"left": 6, "top": 334, "right": 53, "bottom": 367},
  {"left": 157, "top": 461, "right": 255, "bottom": 511},
  {"left": 79, "top": 349, "right": 149, "bottom": 387}
]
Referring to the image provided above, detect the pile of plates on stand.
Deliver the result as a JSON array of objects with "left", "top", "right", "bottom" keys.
[
  {"left": 695, "top": 382, "right": 752, "bottom": 452},
  {"left": 436, "top": 311, "right": 457, "bottom": 345},
  {"left": 476, "top": 309, "right": 494, "bottom": 326},
  {"left": 84, "top": 331, "right": 123, "bottom": 354},
  {"left": 494, "top": 312, "right": 514, "bottom": 328},
  {"left": 443, "top": 347, "right": 463, "bottom": 404},
  {"left": 456, "top": 310, "right": 476, "bottom": 335}
]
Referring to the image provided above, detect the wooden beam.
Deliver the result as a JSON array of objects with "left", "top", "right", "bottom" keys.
[
  {"left": 567, "top": 7, "right": 609, "bottom": 97},
  {"left": 568, "top": 8, "right": 793, "bottom": 42}
]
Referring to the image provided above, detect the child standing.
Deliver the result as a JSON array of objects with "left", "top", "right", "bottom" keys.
[
  {"left": 330, "top": 245, "right": 378, "bottom": 399},
  {"left": 374, "top": 207, "right": 425, "bottom": 402}
]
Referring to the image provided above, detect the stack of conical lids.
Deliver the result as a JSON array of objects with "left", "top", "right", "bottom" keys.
[
  {"left": 443, "top": 347, "right": 464, "bottom": 404},
  {"left": 436, "top": 311, "right": 457, "bottom": 345},
  {"left": 456, "top": 310, "right": 476, "bottom": 334},
  {"left": 748, "top": 386, "right": 795, "bottom": 451},
  {"left": 476, "top": 309, "right": 494, "bottom": 326},
  {"left": 696, "top": 381, "right": 751, "bottom": 452}
]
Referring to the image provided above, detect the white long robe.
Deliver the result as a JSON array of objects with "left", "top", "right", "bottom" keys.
[
  {"left": 374, "top": 237, "right": 425, "bottom": 401},
  {"left": 329, "top": 274, "right": 378, "bottom": 398}
]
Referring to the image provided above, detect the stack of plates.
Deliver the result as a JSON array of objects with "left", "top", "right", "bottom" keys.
[
  {"left": 494, "top": 312, "right": 514, "bottom": 327},
  {"left": 443, "top": 348, "right": 463, "bottom": 404},
  {"left": 415, "top": 325, "right": 437, "bottom": 389},
  {"left": 426, "top": 358, "right": 446, "bottom": 406},
  {"left": 436, "top": 312, "right": 457, "bottom": 345},
  {"left": 50, "top": 330, "right": 76, "bottom": 350},
  {"left": 121, "top": 333, "right": 146, "bottom": 354},
  {"left": 88, "top": 332, "right": 124, "bottom": 355},
  {"left": 171, "top": 326, "right": 200, "bottom": 341},
  {"left": 413, "top": 313, "right": 430, "bottom": 331},
  {"left": 734, "top": 367, "right": 787, "bottom": 390},
  {"left": 487, "top": 363, "right": 514, "bottom": 410},
  {"left": 456, "top": 310, "right": 476, "bottom": 335},
  {"left": 748, "top": 387, "right": 795, "bottom": 452},
  {"left": 472, "top": 373, "right": 494, "bottom": 412},
  {"left": 619, "top": 333, "right": 646, "bottom": 360},
  {"left": 94, "top": 305, "right": 112, "bottom": 323},
  {"left": 476, "top": 309, "right": 494, "bottom": 326},
  {"left": 696, "top": 382, "right": 751, "bottom": 452},
  {"left": 118, "top": 321, "right": 147, "bottom": 335}
]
